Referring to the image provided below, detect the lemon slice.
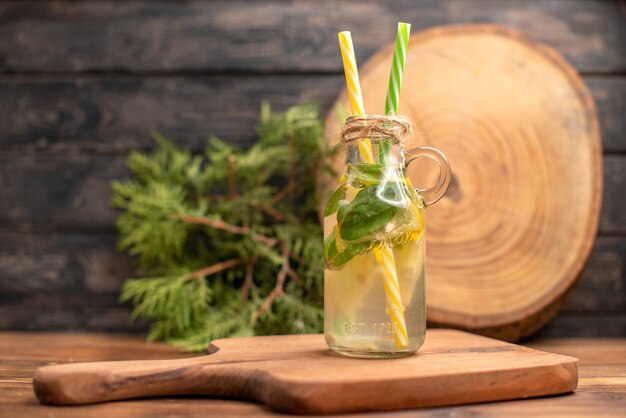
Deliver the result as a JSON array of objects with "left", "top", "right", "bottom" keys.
[
  {"left": 326, "top": 251, "right": 381, "bottom": 316},
  {"left": 393, "top": 231, "right": 425, "bottom": 306}
]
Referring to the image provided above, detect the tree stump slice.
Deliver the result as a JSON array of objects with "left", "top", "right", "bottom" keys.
[{"left": 324, "top": 25, "right": 602, "bottom": 341}]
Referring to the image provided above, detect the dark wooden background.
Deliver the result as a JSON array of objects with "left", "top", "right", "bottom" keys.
[{"left": 0, "top": 1, "right": 624, "bottom": 337}]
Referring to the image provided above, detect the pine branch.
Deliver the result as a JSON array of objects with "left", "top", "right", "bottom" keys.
[
  {"left": 188, "top": 258, "right": 242, "bottom": 279},
  {"left": 241, "top": 255, "right": 258, "bottom": 301},
  {"left": 111, "top": 103, "right": 330, "bottom": 351},
  {"left": 175, "top": 214, "right": 278, "bottom": 247},
  {"left": 226, "top": 154, "right": 239, "bottom": 199},
  {"left": 286, "top": 266, "right": 302, "bottom": 283},
  {"left": 271, "top": 181, "right": 298, "bottom": 205},
  {"left": 254, "top": 203, "right": 286, "bottom": 222},
  {"left": 271, "top": 136, "right": 297, "bottom": 204},
  {"left": 254, "top": 243, "right": 290, "bottom": 319}
]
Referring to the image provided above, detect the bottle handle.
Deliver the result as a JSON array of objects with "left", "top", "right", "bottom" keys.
[{"left": 405, "top": 146, "right": 451, "bottom": 206}]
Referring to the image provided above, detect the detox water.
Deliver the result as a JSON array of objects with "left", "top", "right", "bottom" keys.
[
  {"left": 323, "top": 163, "right": 427, "bottom": 358},
  {"left": 330, "top": 24, "right": 450, "bottom": 358},
  {"left": 324, "top": 231, "right": 426, "bottom": 357}
]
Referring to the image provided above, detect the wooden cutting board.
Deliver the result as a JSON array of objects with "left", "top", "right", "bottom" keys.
[{"left": 34, "top": 330, "right": 577, "bottom": 414}]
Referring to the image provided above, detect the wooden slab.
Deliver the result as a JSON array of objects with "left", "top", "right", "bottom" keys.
[
  {"left": 324, "top": 24, "right": 603, "bottom": 341},
  {"left": 33, "top": 330, "right": 577, "bottom": 414}
]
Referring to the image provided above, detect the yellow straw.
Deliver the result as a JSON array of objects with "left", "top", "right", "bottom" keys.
[
  {"left": 338, "top": 31, "right": 408, "bottom": 348},
  {"left": 338, "top": 32, "right": 375, "bottom": 164}
]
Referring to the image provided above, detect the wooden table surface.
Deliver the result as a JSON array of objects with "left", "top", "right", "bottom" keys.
[{"left": 1, "top": 333, "right": 624, "bottom": 417}]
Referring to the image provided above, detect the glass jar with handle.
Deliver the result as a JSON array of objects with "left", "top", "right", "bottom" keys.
[{"left": 323, "top": 114, "right": 451, "bottom": 358}]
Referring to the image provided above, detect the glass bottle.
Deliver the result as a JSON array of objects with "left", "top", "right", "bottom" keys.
[{"left": 323, "top": 120, "right": 451, "bottom": 358}]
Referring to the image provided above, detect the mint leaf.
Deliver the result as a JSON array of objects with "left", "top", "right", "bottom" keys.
[
  {"left": 324, "top": 231, "right": 372, "bottom": 270},
  {"left": 346, "top": 163, "right": 385, "bottom": 185},
  {"left": 323, "top": 184, "right": 347, "bottom": 217},
  {"left": 338, "top": 184, "right": 398, "bottom": 241}
]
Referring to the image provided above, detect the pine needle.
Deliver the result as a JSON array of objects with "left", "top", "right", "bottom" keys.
[{"left": 111, "top": 103, "right": 332, "bottom": 351}]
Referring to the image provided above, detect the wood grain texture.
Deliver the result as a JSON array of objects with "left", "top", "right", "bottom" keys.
[
  {"left": 31, "top": 331, "right": 577, "bottom": 414},
  {"left": 3, "top": 333, "right": 625, "bottom": 418},
  {"left": 537, "top": 314, "right": 626, "bottom": 338},
  {"left": 0, "top": 155, "right": 620, "bottom": 232},
  {"left": 528, "top": 338, "right": 626, "bottom": 366},
  {"left": 563, "top": 236, "right": 626, "bottom": 312},
  {"left": 0, "top": 0, "right": 624, "bottom": 339},
  {"left": 0, "top": 234, "right": 623, "bottom": 332},
  {"left": 0, "top": 232, "right": 135, "bottom": 331},
  {"left": 0, "top": 1, "right": 623, "bottom": 73},
  {"left": 0, "top": 302, "right": 143, "bottom": 332},
  {"left": 587, "top": 77, "right": 626, "bottom": 152},
  {"left": 0, "top": 76, "right": 341, "bottom": 154},
  {"left": 0, "top": 156, "right": 125, "bottom": 230},
  {"left": 325, "top": 25, "right": 602, "bottom": 340},
  {"left": 0, "top": 232, "right": 130, "bottom": 295},
  {"left": 601, "top": 157, "right": 626, "bottom": 233},
  {"left": 0, "top": 76, "right": 622, "bottom": 154}
]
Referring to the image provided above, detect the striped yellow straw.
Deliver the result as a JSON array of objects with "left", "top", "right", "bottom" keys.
[
  {"left": 338, "top": 32, "right": 375, "bottom": 164},
  {"left": 338, "top": 31, "right": 409, "bottom": 348}
]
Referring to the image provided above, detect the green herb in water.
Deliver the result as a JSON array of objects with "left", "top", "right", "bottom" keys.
[{"left": 323, "top": 164, "right": 421, "bottom": 270}]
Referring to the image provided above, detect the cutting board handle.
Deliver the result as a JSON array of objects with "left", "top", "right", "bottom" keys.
[{"left": 33, "top": 354, "right": 243, "bottom": 405}]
